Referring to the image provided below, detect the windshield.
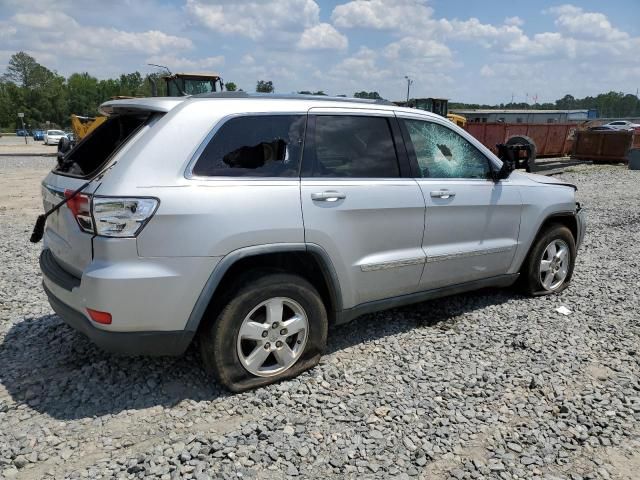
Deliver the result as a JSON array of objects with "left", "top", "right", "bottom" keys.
[
  {"left": 167, "top": 78, "right": 215, "bottom": 96},
  {"left": 49, "top": 130, "right": 65, "bottom": 135}
]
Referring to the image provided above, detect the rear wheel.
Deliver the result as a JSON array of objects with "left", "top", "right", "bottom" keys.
[
  {"left": 521, "top": 224, "right": 576, "bottom": 296},
  {"left": 199, "top": 272, "right": 328, "bottom": 392}
]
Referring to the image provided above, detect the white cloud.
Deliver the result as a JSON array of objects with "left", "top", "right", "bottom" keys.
[
  {"left": 298, "top": 23, "right": 348, "bottom": 50},
  {"left": 13, "top": 12, "right": 79, "bottom": 29},
  {"left": 185, "top": 0, "right": 320, "bottom": 40},
  {"left": 383, "top": 37, "right": 451, "bottom": 61},
  {"left": 146, "top": 55, "right": 225, "bottom": 72},
  {"left": 504, "top": 16, "right": 524, "bottom": 27},
  {"left": 547, "top": 4, "right": 628, "bottom": 41},
  {"left": 479, "top": 65, "right": 495, "bottom": 77},
  {"left": 332, "top": 0, "right": 432, "bottom": 31}
]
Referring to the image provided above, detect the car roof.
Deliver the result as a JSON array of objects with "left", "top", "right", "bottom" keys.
[{"left": 99, "top": 93, "right": 442, "bottom": 120}]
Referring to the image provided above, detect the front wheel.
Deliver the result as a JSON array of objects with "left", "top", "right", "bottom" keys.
[
  {"left": 199, "top": 272, "right": 328, "bottom": 392},
  {"left": 522, "top": 224, "right": 576, "bottom": 296}
]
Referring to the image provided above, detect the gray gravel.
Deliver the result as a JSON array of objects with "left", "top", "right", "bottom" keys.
[{"left": 1, "top": 162, "right": 639, "bottom": 479}]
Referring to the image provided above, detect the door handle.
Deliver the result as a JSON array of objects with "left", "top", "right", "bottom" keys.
[
  {"left": 311, "top": 191, "right": 346, "bottom": 202},
  {"left": 430, "top": 189, "right": 456, "bottom": 199}
]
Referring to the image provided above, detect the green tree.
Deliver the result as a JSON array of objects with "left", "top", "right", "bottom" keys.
[
  {"left": 256, "top": 80, "right": 274, "bottom": 93},
  {"left": 354, "top": 91, "right": 381, "bottom": 99},
  {"left": 225, "top": 82, "right": 237, "bottom": 91},
  {"left": 3, "top": 51, "right": 40, "bottom": 88}
]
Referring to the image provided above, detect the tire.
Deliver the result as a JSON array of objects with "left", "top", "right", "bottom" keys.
[
  {"left": 199, "top": 272, "right": 328, "bottom": 392},
  {"left": 521, "top": 223, "right": 576, "bottom": 296},
  {"left": 506, "top": 135, "right": 537, "bottom": 172}
]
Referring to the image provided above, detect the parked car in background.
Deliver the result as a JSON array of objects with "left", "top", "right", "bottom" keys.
[
  {"left": 16, "top": 129, "right": 30, "bottom": 136},
  {"left": 38, "top": 93, "right": 586, "bottom": 392},
  {"left": 43, "top": 130, "right": 67, "bottom": 145},
  {"left": 589, "top": 125, "right": 617, "bottom": 131},
  {"left": 603, "top": 120, "right": 640, "bottom": 131},
  {"left": 65, "top": 131, "right": 75, "bottom": 143},
  {"left": 32, "top": 130, "right": 45, "bottom": 141}
]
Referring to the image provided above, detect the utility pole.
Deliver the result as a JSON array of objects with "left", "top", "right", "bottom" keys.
[
  {"left": 18, "top": 112, "right": 26, "bottom": 144},
  {"left": 404, "top": 76, "right": 413, "bottom": 103}
]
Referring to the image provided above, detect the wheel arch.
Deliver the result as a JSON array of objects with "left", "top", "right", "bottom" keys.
[
  {"left": 184, "top": 243, "right": 342, "bottom": 335},
  {"left": 518, "top": 212, "right": 578, "bottom": 271}
]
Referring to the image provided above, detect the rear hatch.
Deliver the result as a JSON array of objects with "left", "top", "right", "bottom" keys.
[{"left": 40, "top": 99, "right": 181, "bottom": 277}]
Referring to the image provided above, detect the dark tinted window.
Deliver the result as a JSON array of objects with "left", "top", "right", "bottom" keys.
[
  {"left": 193, "top": 115, "right": 305, "bottom": 177},
  {"left": 403, "top": 119, "right": 490, "bottom": 179},
  {"left": 310, "top": 115, "right": 400, "bottom": 178}
]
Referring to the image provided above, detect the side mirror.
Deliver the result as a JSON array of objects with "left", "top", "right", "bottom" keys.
[
  {"left": 493, "top": 143, "right": 516, "bottom": 182},
  {"left": 494, "top": 158, "right": 515, "bottom": 181}
]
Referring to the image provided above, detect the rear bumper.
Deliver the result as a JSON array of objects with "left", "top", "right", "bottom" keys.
[
  {"left": 43, "top": 282, "right": 192, "bottom": 356},
  {"left": 39, "top": 245, "right": 221, "bottom": 356}
]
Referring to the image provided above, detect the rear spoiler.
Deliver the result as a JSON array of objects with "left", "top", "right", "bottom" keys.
[{"left": 99, "top": 97, "right": 185, "bottom": 116}]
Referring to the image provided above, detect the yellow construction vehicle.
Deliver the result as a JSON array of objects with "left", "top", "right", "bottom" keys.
[
  {"left": 70, "top": 114, "right": 107, "bottom": 142},
  {"left": 398, "top": 97, "right": 467, "bottom": 127},
  {"left": 66, "top": 67, "right": 223, "bottom": 148},
  {"left": 148, "top": 64, "right": 224, "bottom": 97}
]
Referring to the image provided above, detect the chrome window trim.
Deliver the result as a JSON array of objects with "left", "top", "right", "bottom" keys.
[{"left": 183, "top": 111, "right": 307, "bottom": 181}]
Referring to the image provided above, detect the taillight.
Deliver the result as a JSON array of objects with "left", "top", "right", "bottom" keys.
[
  {"left": 64, "top": 189, "right": 94, "bottom": 233},
  {"left": 92, "top": 197, "right": 159, "bottom": 237}
]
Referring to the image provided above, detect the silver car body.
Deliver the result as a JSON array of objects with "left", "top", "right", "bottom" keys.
[{"left": 39, "top": 95, "right": 586, "bottom": 355}]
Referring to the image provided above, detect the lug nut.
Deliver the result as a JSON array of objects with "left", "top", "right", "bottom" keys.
[
  {"left": 280, "top": 328, "right": 288, "bottom": 335},
  {"left": 272, "top": 322, "right": 279, "bottom": 329},
  {"left": 264, "top": 342, "right": 270, "bottom": 349},
  {"left": 276, "top": 341, "right": 283, "bottom": 348},
  {"left": 262, "top": 331, "right": 268, "bottom": 338},
  {"left": 297, "top": 340, "right": 302, "bottom": 344}
]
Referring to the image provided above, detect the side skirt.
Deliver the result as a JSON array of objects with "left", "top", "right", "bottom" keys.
[{"left": 335, "top": 273, "right": 519, "bottom": 325}]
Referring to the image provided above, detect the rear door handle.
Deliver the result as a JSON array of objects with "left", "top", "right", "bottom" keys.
[
  {"left": 311, "top": 191, "right": 346, "bottom": 202},
  {"left": 430, "top": 189, "right": 456, "bottom": 199}
]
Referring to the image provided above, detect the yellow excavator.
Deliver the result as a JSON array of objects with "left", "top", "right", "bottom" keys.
[
  {"left": 69, "top": 68, "right": 224, "bottom": 143},
  {"left": 399, "top": 97, "right": 467, "bottom": 127},
  {"left": 70, "top": 114, "right": 107, "bottom": 141}
]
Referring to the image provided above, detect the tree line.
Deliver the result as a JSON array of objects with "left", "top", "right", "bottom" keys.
[
  {"left": 1, "top": 50, "right": 638, "bottom": 131},
  {"left": 450, "top": 92, "right": 640, "bottom": 119}
]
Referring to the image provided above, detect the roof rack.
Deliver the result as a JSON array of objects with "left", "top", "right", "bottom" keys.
[{"left": 193, "top": 91, "right": 395, "bottom": 106}]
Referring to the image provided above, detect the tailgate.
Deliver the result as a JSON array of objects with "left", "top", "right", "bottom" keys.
[{"left": 41, "top": 173, "right": 101, "bottom": 277}]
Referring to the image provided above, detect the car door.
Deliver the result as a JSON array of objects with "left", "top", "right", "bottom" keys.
[
  {"left": 300, "top": 109, "right": 426, "bottom": 308},
  {"left": 397, "top": 114, "right": 522, "bottom": 290}
]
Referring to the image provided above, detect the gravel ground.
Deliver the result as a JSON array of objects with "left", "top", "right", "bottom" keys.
[{"left": 1, "top": 159, "right": 639, "bottom": 480}]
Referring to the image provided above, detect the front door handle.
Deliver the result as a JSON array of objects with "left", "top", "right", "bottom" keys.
[
  {"left": 430, "top": 189, "right": 456, "bottom": 199},
  {"left": 311, "top": 191, "right": 346, "bottom": 202}
]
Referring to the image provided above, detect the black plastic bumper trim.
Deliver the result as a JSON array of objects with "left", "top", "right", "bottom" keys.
[
  {"left": 43, "top": 282, "right": 193, "bottom": 356},
  {"left": 39, "top": 249, "right": 81, "bottom": 291}
]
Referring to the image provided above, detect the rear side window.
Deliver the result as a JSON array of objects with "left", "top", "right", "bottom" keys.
[
  {"left": 55, "top": 114, "right": 148, "bottom": 177},
  {"left": 308, "top": 115, "right": 400, "bottom": 178},
  {"left": 402, "top": 119, "right": 490, "bottom": 179},
  {"left": 192, "top": 115, "right": 306, "bottom": 177}
]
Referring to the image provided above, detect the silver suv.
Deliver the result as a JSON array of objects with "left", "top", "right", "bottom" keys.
[{"left": 38, "top": 93, "right": 586, "bottom": 391}]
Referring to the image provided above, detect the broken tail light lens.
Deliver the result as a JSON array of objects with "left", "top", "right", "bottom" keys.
[
  {"left": 64, "top": 189, "right": 94, "bottom": 233},
  {"left": 92, "top": 197, "right": 159, "bottom": 237}
]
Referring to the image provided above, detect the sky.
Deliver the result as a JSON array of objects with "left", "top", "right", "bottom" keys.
[{"left": 0, "top": 0, "right": 638, "bottom": 104}]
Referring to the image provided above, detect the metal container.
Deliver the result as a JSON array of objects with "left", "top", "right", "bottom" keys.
[
  {"left": 628, "top": 148, "right": 640, "bottom": 170},
  {"left": 571, "top": 130, "right": 636, "bottom": 163},
  {"left": 465, "top": 123, "right": 576, "bottom": 157}
]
